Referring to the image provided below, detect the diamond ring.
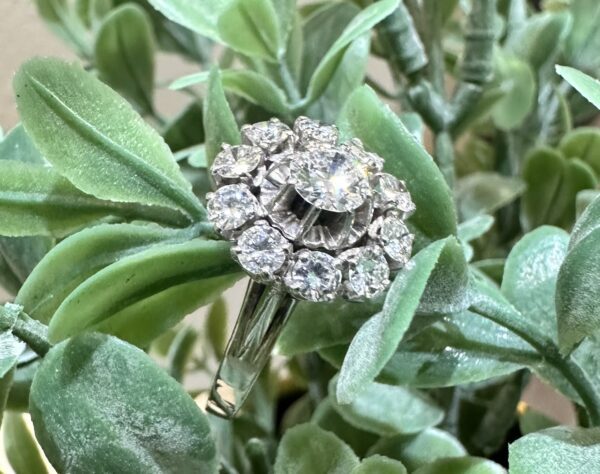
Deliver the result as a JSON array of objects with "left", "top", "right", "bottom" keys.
[{"left": 206, "top": 117, "right": 415, "bottom": 418}]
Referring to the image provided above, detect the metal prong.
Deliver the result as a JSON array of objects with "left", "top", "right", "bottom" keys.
[{"left": 298, "top": 205, "right": 321, "bottom": 239}]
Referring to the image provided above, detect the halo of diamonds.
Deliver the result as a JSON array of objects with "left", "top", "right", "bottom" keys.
[{"left": 206, "top": 117, "right": 416, "bottom": 302}]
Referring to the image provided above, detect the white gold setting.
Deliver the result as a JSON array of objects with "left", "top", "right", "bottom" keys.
[{"left": 206, "top": 117, "right": 416, "bottom": 302}]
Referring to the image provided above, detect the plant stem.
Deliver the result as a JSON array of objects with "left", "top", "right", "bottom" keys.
[
  {"left": 0, "top": 306, "right": 51, "bottom": 357},
  {"left": 435, "top": 131, "right": 455, "bottom": 188},
  {"left": 470, "top": 299, "right": 600, "bottom": 426},
  {"left": 278, "top": 60, "right": 302, "bottom": 108}
]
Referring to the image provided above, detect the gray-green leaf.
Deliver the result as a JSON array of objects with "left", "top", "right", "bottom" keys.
[
  {"left": 30, "top": 333, "right": 218, "bottom": 473},
  {"left": 556, "top": 65, "right": 600, "bottom": 110},
  {"left": 14, "top": 58, "right": 203, "bottom": 220}
]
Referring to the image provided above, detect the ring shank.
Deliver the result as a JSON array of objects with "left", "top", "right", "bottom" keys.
[{"left": 207, "top": 280, "right": 297, "bottom": 418}]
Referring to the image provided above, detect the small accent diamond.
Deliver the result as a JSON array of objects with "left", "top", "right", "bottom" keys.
[
  {"left": 234, "top": 222, "right": 291, "bottom": 278},
  {"left": 291, "top": 148, "right": 371, "bottom": 212},
  {"left": 342, "top": 138, "right": 384, "bottom": 174},
  {"left": 284, "top": 250, "right": 341, "bottom": 301},
  {"left": 207, "top": 184, "right": 260, "bottom": 231},
  {"left": 339, "top": 245, "right": 390, "bottom": 301},
  {"left": 212, "top": 145, "right": 264, "bottom": 179},
  {"left": 293, "top": 116, "right": 338, "bottom": 149},
  {"left": 376, "top": 215, "right": 414, "bottom": 265},
  {"left": 372, "top": 173, "right": 416, "bottom": 214},
  {"left": 241, "top": 119, "right": 295, "bottom": 153}
]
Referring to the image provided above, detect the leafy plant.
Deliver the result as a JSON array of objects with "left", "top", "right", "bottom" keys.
[{"left": 1, "top": 0, "right": 600, "bottom": 472}]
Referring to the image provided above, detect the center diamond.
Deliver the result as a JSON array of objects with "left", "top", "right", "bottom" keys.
[{"left": 291, "top": 148, "right": 371, "bottom": 212}]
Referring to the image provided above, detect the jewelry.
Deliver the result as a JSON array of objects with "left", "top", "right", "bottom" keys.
[{"left": 205, "top": 117, "right": 415, "bottom": 418}]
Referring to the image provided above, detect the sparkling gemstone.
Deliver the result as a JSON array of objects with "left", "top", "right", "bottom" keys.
[
  {"left": 234, "top": 222, "right": 290, "bottom": 278},
  {"left": 293, "top": 116, "right": 338, "bottom": 149},
  {"left": 241, "top": 119, "right": 295, "bottom": 153},
  {"left": 290, "top": 148, "right": 371, "bottom": 212},
  {"left": 377, "top": 215, "right": 414, "bottom": 265},
  {"left": 339, "top": 246, "right": 390, "bottom": 300},
  {"left": 207, "top": 184, "right": 260, "bottom": 231},
  {"left": 372, "top": 173, "right": 416, "bottom": 214},
  {"left": 284, "top": 250, "right": 341, "bottom": 301},
  {"left": 342, "top": 139, "right": 384, "bottom": 174},
  {"left": 212, "top": 145, "right": 264, "bottom": 178}
]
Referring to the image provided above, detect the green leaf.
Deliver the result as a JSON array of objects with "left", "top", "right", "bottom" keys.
[
  {"left": 312, "top": 398, "right": 379, "bottom": 457},
  {"left": 367, "top": 428, "right": 467, "bottom": 472},
  {"left": 556, "top": 227, "right": 600, "bottom": 353},
  {"left": 16, "top": 223, "right": 191, "bottom": 323},
  {"left": 329, "top": 377, "right": 444, "bottom": 436},
  {"left": 377, "top": 309, "right": 535, "bottom": 388},
  {"left": 206, "top": 297, "right": 228, "bottom": 358},
  {"left": 95, "top": 4, "right": 155, "bottom": 114},
  {"left": 34, "top": 0, "right": 92, "bottom": 57},
  {"left": 218, "top": 0, "right": 280, "bottom": 61},
  {"left": 559, "top": 127, "right": 600, "bottom": 176},
  {"left": 6, "top": 358, "right": 40, "bottom": 412},
  {"left": 491, "top": 53, "right": 536, "bottom": 130},
  {"left": 576, "top": 189, "right": 600, "bottom": 219},
  {"left": 457, "top": 215, "right": 494, "bottom": 243},
  {"left": 300, "top": 2, "right": 359, "bottom": 94},
  {"left": 30, "top": 333, "right": 218, "bottom": 473},
  {"left": 145, "top": 0, "right": 231, "bottom": 42},
  {"left": 571, "top": 192, "right": 600, "bottom": 248},
  {"left": 563, "top": 0, "right": 600, "bottom": 71},
  {"left": 352, "top": 456, "right": 407, "bottom": 474},
  {"left": 507, "top": 11, "right": 571, "bottom": 70},
  {"left": 3, "top": 412, "right": 48, "bottom": 474},
  {"left": 522, "top": 147, "right": 597, "bottom": 230},
  {"left": 456, "top": 172, "right": 525, "bottom": 220},
  {"left": 47, "top": 239, "right": 240, "bottom": 343},
  {"left": 203, "top": 67, "right": 241, "bottom": 168},
  {"left": 171, "top": 69, "right": 289, "bottom": 115},
  {"left": 338, "top": 86, "right": 457, "bottom": 240},
  {"left": 305, "top": 34, "right": 371, "bottom": 122},
  {"left": 509, "top": 426, "right": 600, "bottom": 473},
  {"left": 336, "top": 238, "right": 466, "bottom": 403},
  {"left": 0, "top": 161, "right": 186, "bottom": 237},
  {"left": 305, "top": 0, "right": 399, "bottom": 104},
  {"left": 0, "top": 255, "right": 21, "bottom": 295},
  {"left": 501, "top": 226, "right": 569, "bottom": 341},
  {"left": 277, "top": 298, "right": 381, "bottom": 356},
  {"left": 163, "top": 102, "right": 205, "bottom": 152},
  {"left": 413, "top": 457, "right": 506, "bottom": 474},
  {"left": 0, "top": 124, "right": 45, "bottom": 164},
  {"left": 14, "top": 58, "right": 203, "bottom": 220},
  {"left": 556, "top": 66, "right": 600, "bottom": 110},
  {"left": 274, "top": 423, "right": 360, "bottom": 474},
  {"left": 0, "top": 369, "right": 15, "bottom": 432}
]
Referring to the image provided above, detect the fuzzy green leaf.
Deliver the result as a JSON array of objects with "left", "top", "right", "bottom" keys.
[
  {"left": 203, "top": 67, "right": 241, "bottom": 168},
  {"left": 509, "top": 426, "right": 600, "bottom": 473},
  {"left": 3, "top": 412, "right": 48, "bottom": 474},
  {"left": 0, "top": 161, "right": 183, "bottom": 238},
  {"left": 563, "top": 0, "right": 600, "bottom": 71},
  {"left": 368, "top": 428, "right": 467, "bottom": 472},
  {"left": 218, "top": 0, "right": 281, "bottom": 61},
  {"left": 491, "top": 54, "right": 536, "bottom": 130},
  {"left": 14, "top": 58, "right": 202, "bottom": 220},
  {"left": 171, "top": 69, "right": 289, "bottom": 115},
  {"left": 0, "top": 124, "right": 45, "bottom": 164},
  {"left": 95, "top": 4, "right": 155, "bottom": 114},
  {"left": 16, "top": 223, "right": 193, "bottom": 323},
  {"left": 456, "top": 172, "right": 524, "bottom": 220},
  {"left": 352, "top": 456, "right": 407, "bottom": 474},
  {"left": 502, "top": 226, "right": 569, "bottom": 341},
  {"left": 145, "top": 0, "right": 230, "bottom": 42},
  {"left": 413, "top": 457, "right": 506, "bottom": 474},
  {"left": 305, "top": 0, "right": 399, "bottom": 103},
  {"left": 338, "top": 86, "right": 456, "bottom": 240},
  {"left": 47, "top": 239, "right": 240, "bottom": 343},
  {"left": 30, "top": 333, "right": 218, "bottom": 473},
  {"left": 556, "top": 65, "right": 600, "bottom": 110},
  {"left": 274, "top": 423, "right": 360, "bottom": 474},
  {"left": 329, "top": 377, "right": 443, "bottom": 436},
  {"left": 570, "top": 192, "right": 600, "bottom": 248},
  {"left": 556, "top": 228, "right": 600, "bottom": 353},
  {"left": 336, "top": 237, "right": 466, "bottom": 403},
  {"left": 559, "top": 127, "right": 600, "bottom": 176}
]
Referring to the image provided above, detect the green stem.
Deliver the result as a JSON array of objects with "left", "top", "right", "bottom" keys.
[
  {"left": 0, "top": 306, "right": 51, "bottom": 357},
  {"left": 435, "top": 131, "right": 455, "bottom": 188},
  {"left": 470, "top": 299, "right": 600, "bottom": 426},
  {"left": 278, "top": 60, "right": 302, "bottom": 108},
  {"left": 423, "top": 0, "right": 445, "bottom": 97}
]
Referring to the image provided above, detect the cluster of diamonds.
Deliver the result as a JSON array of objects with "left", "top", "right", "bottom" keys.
[{"left": 206, "top": 117, "right": 416, "bottom": 303}]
